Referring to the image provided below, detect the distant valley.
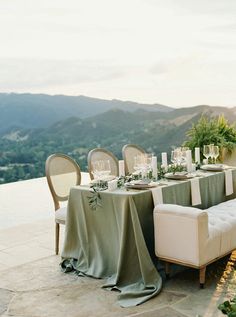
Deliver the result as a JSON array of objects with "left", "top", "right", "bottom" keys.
[{"left": 0, "top": 93, "right": 235, "bottom": 184}]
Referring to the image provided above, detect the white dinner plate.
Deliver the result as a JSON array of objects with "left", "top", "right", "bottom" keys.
[
  {"left": 200, "top": 164, "right": 226, "bottom": 172},
  {"left": 90, "top": 175, "right": 116, "bottom": 184},
  {"left": 125, "top": 181, "right": 158, "bottom": 189},
  {"left": 165, "top": 172, "right": 194, "bottom": 180}
]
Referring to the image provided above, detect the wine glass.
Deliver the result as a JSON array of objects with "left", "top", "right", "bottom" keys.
[
  {"left": 92, "top": 160, "right": 103, "bottom": 182},
  {"left": 145, "top": 153, "right": 153, "bottom": 172},
  {"left": 181, "top": 147, "right": 189, "bottom": 165},
  {"left": 100, "top": 160, "right": 111, "bottom": 180},
  {"left": 175, "top": 148, "right": 182, "bottom": 165},
  {"left": 134, "top": 155, "right": 141, "bottom": 172},
  {"left": 209, "top": 144, "right": 215, "bottom": 162},
  {"left": 212, "top": 146, "right": 219, "bottom": 164},
  {"left": 171, "top": 150, "right": 177, "bottom": 165},
  {"left": 203, "top": 145, "right": 210, "bottom": 163}
]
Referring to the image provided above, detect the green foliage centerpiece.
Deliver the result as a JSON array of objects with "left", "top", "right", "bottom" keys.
[{"left": 183, "top": 115, "right": 236, "bottom": 162}]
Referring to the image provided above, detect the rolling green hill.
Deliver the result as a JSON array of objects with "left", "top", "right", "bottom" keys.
[{"left": 1, "top": 102, "right": 235, "bottom": 184}]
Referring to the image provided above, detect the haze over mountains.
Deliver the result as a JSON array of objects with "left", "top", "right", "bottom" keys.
[
  {"left": 0, "top": 92, "right": 235, "bottom": 184},
  {"left": 0, "top": 93, "right": 171, "bottom": 133}
]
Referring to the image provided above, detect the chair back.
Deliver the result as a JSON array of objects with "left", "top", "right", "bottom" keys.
[
  {"left": 122, "top": 144, "right": 146, "bottom": 174},
  {"left": 45, "top": 153, "right": 81, "bottom": 210},
  {"left": 88, "top": 148, "right": 119, "bottom": 180}
]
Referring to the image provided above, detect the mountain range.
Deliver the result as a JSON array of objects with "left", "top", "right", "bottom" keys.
[
  {"left": 0, "top": 92, "right": 235, "bottom": 184},
  {"left": 0, "top": 93, "right": 171, "bottom": 134}
]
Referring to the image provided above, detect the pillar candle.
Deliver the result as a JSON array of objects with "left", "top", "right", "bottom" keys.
[
  {"left": 151, "top": 156, "right": 157, "bottom": 179},
  {"left": 118, "top": 160, "right": 125, "bottom": 177},
  {"left": 186, "top": 150, "right": 192, "bottom": 173},
  {"left": 161, "top": 152, "right": 168, "bottom": 171},
  {"left": 195, "top": 147, "right": 200, "bottom": 164}
]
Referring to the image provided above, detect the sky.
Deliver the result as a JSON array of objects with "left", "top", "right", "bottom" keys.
[{"left": 0, "top": 0, "right": 236, "bottom": 108}]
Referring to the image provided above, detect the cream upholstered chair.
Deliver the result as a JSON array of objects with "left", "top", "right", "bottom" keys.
[
  {"left": 88, "top": 148, "right": 119, "bottom": 180},
  {"left": 122, "top": 144, "right": 146, "bottom": 175},
  {"left": 153, "top": 202, "right": 236, "bottom": 288},
  {"left": 45, "top": 153, "right": 81, "bottom": 254}
]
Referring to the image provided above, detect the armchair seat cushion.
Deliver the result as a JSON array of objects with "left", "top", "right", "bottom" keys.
[
  {"left": 207, "top": 199, "right": 236, "bottom": 255},
  {"left": 154, "top": 199, "right": 236, "bottom": 268}
]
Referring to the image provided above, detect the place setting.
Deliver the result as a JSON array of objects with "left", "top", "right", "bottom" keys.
[
  {"left": 88, "top": 144, "right": 234, "bottom": 196},
  {"left": 124, "top": 153, "right": 159, "bottom": 190}
]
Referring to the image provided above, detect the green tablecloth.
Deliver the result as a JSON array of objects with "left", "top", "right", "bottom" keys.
[
  {"left": 61, "top": 188, "right": 161, "bottom": 307},
  {"left": 161, "top": 169, "right": 236, "bottom": 208},
  {"left": 61, "top": 169, "right": 236, "bottom": 307}
]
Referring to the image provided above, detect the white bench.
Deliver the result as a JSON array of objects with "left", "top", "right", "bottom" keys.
[{"left": 153, "top": 199, "right": 236, "bottom": 287}]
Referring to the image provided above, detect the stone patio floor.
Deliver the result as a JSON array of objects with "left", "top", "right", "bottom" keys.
[{"left": 0, "top": 176, "right": 235, "bottom": 317}]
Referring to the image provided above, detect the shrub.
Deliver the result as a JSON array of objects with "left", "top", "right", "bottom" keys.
[{"left": 183, "top": 115, "right": 236, "bottom": 161}]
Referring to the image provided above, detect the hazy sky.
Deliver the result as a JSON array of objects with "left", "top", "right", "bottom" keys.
[{"left": 0, "top": 0, "right": 236, "bottom": 107}]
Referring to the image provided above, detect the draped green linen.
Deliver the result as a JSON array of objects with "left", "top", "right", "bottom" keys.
[
  {"left": 61, "top": 188, "right": 162, "bottom": 307},
  {"left": 61, "top": 169, "right": 236, "bottom": 307},
  {"left": 160, "top": 169, "right": 236, "bottom": 208}
]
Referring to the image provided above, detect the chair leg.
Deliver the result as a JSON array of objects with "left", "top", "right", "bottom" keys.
[
  {"left": 165, "top": 262, "right": 171, "bottom": 279},
  {"left": 55, "top": 223, "right": 60, "bottom": 255},
  {"left": 199, "top": 266, "right": 206, "bottom": 288}
]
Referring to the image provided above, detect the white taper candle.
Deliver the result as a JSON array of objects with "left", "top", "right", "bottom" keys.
[
  {"left": 186, "top": 150, "right": 192, "bottom": 173},
  {"left": 161, "top": 152, "right": 168, "bottom": 170},
  {"left": 195, "top": 147, "right": 200, "bottom": 164},
  {"left": 151, "top": 156, "right": 157, "bottom": 179},
  {"left": 118, "top": 160, "right": 125, "bottom": 177}
]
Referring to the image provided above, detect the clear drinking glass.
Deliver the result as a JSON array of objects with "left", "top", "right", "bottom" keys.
[
  {"left": 181, "top": 147, "right": 189, "bottom": 165},
  {"left": 212, "top": 146, "right": 219, "bottom": 164},
  {"left": 171, "top": 150, "right": 177, "bottom": 165},
  {"left": 134, "top": 155, "right": 143, "bottom": 174},
  {"left": 203, "top": 145, "right": 210, "bottom": 163},
  {"left": 92, "top": 160, "right": 103, "bottom": 181},
  {"left": 100, "top": 160, "right": 111, "bottom": 179},
  {"left": 92, "top": 160, "right": 111, "bottom": 181},
  {"left": 171, "top": 148, "right": 183, "bottom": 166},
  {"left": 209, "top": 144, "right": 215, "bottom": 162},
  {"left": 145, "top": 153, "right": 153, "bottom": 172}
]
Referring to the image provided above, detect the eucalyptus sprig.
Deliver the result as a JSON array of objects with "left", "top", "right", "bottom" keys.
[
  {"left": 87, "top": 181, "right": 107, "bottom": 211},
  {"left": 87, "top": 171, "right": 156, "bottom": 211}
]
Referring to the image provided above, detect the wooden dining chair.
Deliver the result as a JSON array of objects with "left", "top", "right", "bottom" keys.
[
  {"left": 122, "top": 144, "right": 146, "bottom": 175},
  {"left": 88, "top": 148, "right": 119, "bottom": 180},
  {"left": 45, "top": 153, "right": 81, "bottom": 254}
]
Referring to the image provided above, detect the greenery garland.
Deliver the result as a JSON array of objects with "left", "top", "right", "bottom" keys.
[{"left": 87, "top": 164, "right": 188, "bottom": 210}]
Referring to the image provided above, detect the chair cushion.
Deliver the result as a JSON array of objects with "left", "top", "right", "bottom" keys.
[
  {"left": 154, "top": 199, "right": 236, "bottom": 267},
  {"left": 55, "top": 207, "right": 66, "bottom": 225}
]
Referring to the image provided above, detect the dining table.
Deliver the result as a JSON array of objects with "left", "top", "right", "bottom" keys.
[{"left": 61, "top": 168, "right": 236, "bottom": 307}]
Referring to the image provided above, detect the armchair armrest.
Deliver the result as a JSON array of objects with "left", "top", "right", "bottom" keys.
[{"left": 153, "top": 204, "right": 209, "bottom": 266}]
